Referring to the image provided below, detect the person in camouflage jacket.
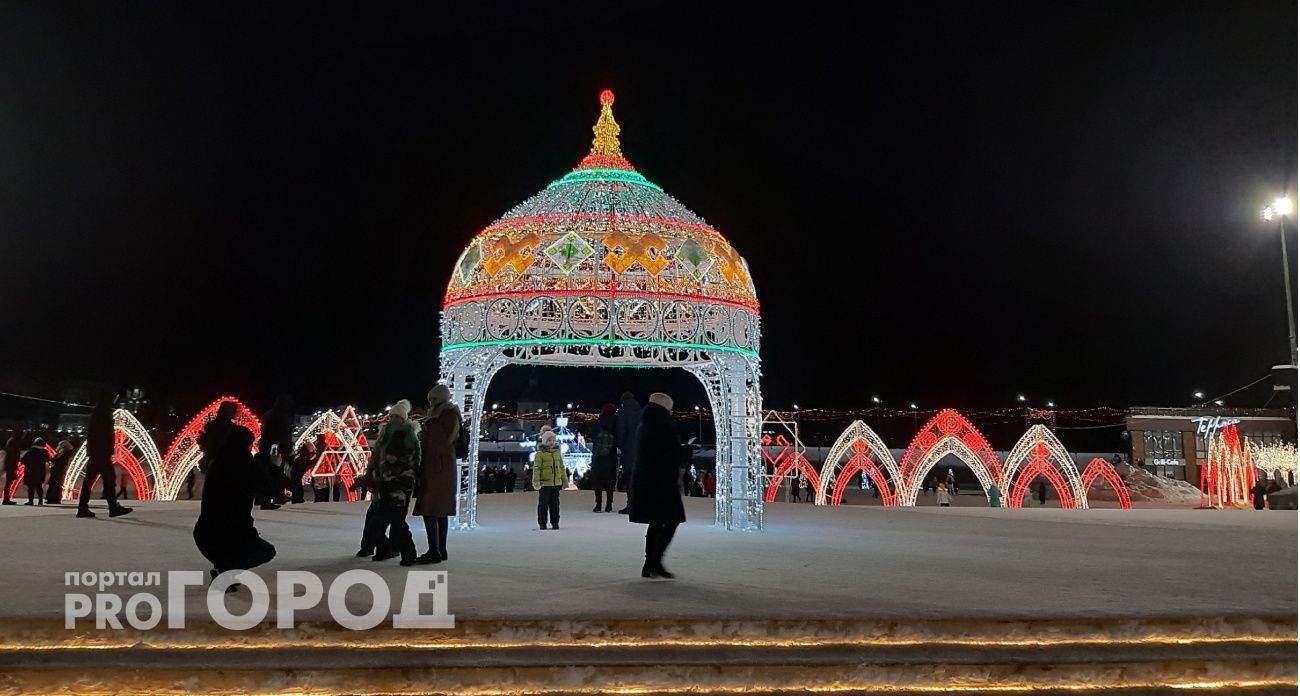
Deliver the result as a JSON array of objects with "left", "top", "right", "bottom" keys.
[{"left": 368, "top": 399, "right": 421, "bottom": 565}]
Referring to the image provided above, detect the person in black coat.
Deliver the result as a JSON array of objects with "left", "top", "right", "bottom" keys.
[
  {"left": 193, "top": 424, "right": 276, "bottom": 577},
  {"left": 614, "top": 392, "right": 642, "bottom": 514},
  {"left": 45, "top": 440, "right": 74, "bottom": 504},
  {"left": 2, "top": 430, "right": 22, "bottom": 505},
  {"left": 628, "top": 392, "right": 685, "bottom": 579},
  {"left": 589, "top": 404, "right": 618, "bottom": 512},
  {"left": 255, "top": 394, "right": 295, "bottom": 509},
  {"left": 21, "top": 438, "right": 50, "bottom": 505},
  {"left": 77, "top": 394, "right": 131, "bottom": 518}
]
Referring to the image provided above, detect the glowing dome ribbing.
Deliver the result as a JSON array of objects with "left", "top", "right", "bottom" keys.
[{"left": 442, "top": 90, "right": 759, "bottom": 364}]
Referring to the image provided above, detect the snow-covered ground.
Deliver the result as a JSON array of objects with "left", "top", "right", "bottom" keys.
[{"left": 2, "top": 493, "right": 1293, "bottom": 622}]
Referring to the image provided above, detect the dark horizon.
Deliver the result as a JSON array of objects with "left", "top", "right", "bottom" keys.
[{"left": 1, "top": 2, "right": 1296, "bottom": 421}]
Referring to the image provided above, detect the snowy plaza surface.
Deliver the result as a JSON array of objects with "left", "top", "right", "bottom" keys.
[{"left": 2, "top": 492, "right": 1295, "bottom": 622}]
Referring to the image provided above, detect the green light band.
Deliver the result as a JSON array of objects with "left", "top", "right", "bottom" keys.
[
  {"left": 548, "top": 168, "right": 663, "bottom": 191},
  {"left": 440, "top": 337, "right": 757, "bottom": 357}
]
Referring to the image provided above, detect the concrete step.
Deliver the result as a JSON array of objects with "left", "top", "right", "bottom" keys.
[{"left": 0, "top": 616, "right": 1294, "bottom": 695}]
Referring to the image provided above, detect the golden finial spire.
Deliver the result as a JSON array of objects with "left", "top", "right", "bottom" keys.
[
  {"left": 591, "top": 89, "right": 622, "bottom": 158},
  {"left": 575, "top": 89, "right": 634, "bottom": 171}
]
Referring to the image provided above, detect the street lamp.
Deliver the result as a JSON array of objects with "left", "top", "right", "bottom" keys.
[
  {"left": 1046, "top": 400, "right": 1055, "bottom": 408},
  {"left": 1214, "top": 399, "right": 1225, "bottom": 407},
  {"left": 1262, "top": 196, "right": 1297, "bottom": 366},
  {"left": 1193, "top": 390, "right": 1205, "bottom": 401},
  {"left": 1016, "top": 394, "right": 1027, "bottom": 403},
  {"left": 871, "top": 395, "right": 881, "bottom": 404}
]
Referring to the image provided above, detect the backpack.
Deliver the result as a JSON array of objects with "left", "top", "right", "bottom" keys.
[
  {"left": 593, "top": 430, "right": 615, "bottom": 458},
  {"left": 455, "top": 418, "right": 470, "bottom": 460}
]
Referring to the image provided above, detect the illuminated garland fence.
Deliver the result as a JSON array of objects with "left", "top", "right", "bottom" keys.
[{"left": 762, "top": 409, "right": 1135, "bottom": 509}]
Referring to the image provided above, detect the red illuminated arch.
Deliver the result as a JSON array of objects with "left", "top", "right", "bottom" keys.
[
  {"left": 897, "top": 409, "right": 1003, "bottom": 506},
  {"left": 158, "top": 396, "right": 261, "bottom": 500},
  {"left": 1080, "top": 457, "right": 1132, "bottom": 509},
  {"left": 761, "top": 433, "right": 821, "bottom": 503},
  {"left": 1006, "top": 443, "right": 1077, "bottom": 508}
]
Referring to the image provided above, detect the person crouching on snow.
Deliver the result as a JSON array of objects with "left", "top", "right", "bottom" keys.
[{"left": 533, "top": 429, "right": 564, "bottom": 530}]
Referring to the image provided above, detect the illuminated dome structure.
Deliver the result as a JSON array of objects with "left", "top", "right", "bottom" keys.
[{"left": 440, "top": 90, "right": 763, "bottom": 531}]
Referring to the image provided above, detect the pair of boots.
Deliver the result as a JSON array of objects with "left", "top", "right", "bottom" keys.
[
  {"left": 641, "top": 524, "right": 677, "bottom": 579},
  {"left": 77, "top": 504, "right": 133, "bottom": 518},
  {"left": 415, "top": 516, "right": 448, "bottom": 565},
  {"left": 372, "top": 539, "right": 417, "bottom": 566}
]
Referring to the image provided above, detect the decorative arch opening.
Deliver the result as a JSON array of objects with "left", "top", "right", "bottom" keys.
[
  {"left": 815, "top": 420, "right": 902, "bottom": 505},
  {"left": 1007, "top": 443, "right": 1077, "bottom": 508},
  {"left": 293, "top": 406, "right": 369, "bottom": 502},
  {"left": 1080, "top": 457, "right": 1132, "bottom": 509},
  {"left": 441, "top": 346, "right": 762, "bottom": 531},
  {"left": 1003, "top": 425, "right": 1086, "bottom": 509},
  {"left": 761, "top": 432, "right": 819, "bottom": 503},
  {"left": 7, "top": 442, "right": 56, "bottom": 500},
  {"left": 156, "top": 396, "right": 261, "bottom": 500},
  {"left": 897, "top": 409, "right": 1003, "bottom": 506},
  {"left": 62, "top": 410, "right": 165, "bottom": 500}
]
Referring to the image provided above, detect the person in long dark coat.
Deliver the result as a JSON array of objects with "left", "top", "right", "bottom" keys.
[
  {"left": 589, "top": 404, "right": 618, "bottom": 512},
  {"left": 45, "top": 440, "right": 74, "bottom": 504},
  {"left": 193, "top": 425, "right": 276, "bottom": 577},
  {"left": 21, "top": 438, "right": 50, "bottom": 505},
  {"left": 77, "top": 395, "right": 131, "bottom": 518},
  {"left": 2, "top": 430, "right": 22, "bottom": 505},
  {"left": 414, "top": 384, "right": 459, "bottom": 564},
  {"left": 255, "top": 394, "right": 295, "bottom": 509},
  {"left": 614, "top": 392, "right": 642, "bottom": 514},
  {"left": 628, "top": 392, "right": 685, "bottom": 579}
]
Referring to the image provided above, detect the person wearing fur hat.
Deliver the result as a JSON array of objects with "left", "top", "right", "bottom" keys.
[
  {"left": 533, "top": 428, "right": 565, "bottom": 530},
  {"left": 367, "top": 399, "right": 421, "bottom": 565},
  {"left": 414, "top": 384, "right": 460, "bottom": 563},
  {"left": 629, "top": 392, "right": 685, "bottom": 578},
  {"left": 589, "top": 403, "right": 618, "bottom": 512}
]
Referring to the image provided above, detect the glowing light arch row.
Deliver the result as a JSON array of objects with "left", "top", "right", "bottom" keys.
[
  {"left": 801, "top": 410, "right": 1130, "bottom": 509},
  {"left": 1002, "top": 425, "right": 1088, "bottom": 509},
  {"left": 61, "top": 410, "right": 164, "bottom": 501},
  {"left": 156, "top": 397, "right": 261, "bottom": 500},
  {"left": 815, "top": 420, "right": 903, "bottom": 505},
  {"left": 293, "top": 406, "right": 370, "bottom": 502}
]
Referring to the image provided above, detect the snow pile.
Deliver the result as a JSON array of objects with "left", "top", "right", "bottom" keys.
[{"left": 1095, "top": 464, "right": 1201, "bottom": 505}]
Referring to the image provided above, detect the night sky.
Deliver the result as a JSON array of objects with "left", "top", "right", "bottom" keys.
[{"left": 0, "top": 2, "right": 1295, "bottom": 420}]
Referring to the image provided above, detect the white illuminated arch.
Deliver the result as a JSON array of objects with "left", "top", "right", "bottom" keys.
[
  {"left": 62, "top": 409, "right": 165, "bottom": 501},
  {"left": 816, "top": 420, "right": 902, "bottom": 505}
]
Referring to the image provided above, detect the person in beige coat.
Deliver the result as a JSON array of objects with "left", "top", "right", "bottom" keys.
[{"left": 415, "top": 384, "right": 460, "bottom": 564}]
